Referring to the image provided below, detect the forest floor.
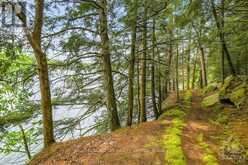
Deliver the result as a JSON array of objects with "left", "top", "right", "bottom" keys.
[{"left": 29, "top": 90, "right": 248, "bottom": 165}]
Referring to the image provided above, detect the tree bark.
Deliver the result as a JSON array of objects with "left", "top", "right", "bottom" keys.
[
  {"left": 192, "top": 52, "right": 197, "bottom": 89},
  {"left": 199, "top": 45, "right": 207, "bottom": 87},
  {"left": 127, "top": 2, "right": 138, "bottom": 127},
  {"left": 165, "top": 29, "right": 173, "bottom": 96},
  {"left": 181, "top": 45, "right": 185, "bottom": 91},
  {"left": 176, "top": 41, "right": 180, "bottom": 101},
  {"left": 140, "top": 0, "right": 147, "bottom": 122},
  {"left": 187, "top": 31, "right": 191, "bottom": 90},
  {"left": 151, "top": 18, "right": 159, "bottom": 119},
  {"left": 137, "top": 59, "right": 141, "bottom": 123},
  {"left": 98, "top": 0, "right": 120, "bottom": 131},
  {"left": 220, "top": 0, "right": 225, "bottom": 83},
  {"left": 211, "top": 0, "right": 236, "bottom": 76},
  {"left": 17, "top": 0, "right": 55, "bottom": 148}
]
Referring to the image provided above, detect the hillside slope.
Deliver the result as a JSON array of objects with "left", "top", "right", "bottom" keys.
[{"left": 30, "top": 77, "right": 248, "bottom": 165}]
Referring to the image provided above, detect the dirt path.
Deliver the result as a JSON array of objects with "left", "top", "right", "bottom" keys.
[{"left": 182, "top": 91, "right": 233, "bottom": 165}]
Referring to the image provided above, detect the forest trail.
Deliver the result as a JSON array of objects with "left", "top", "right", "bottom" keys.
[
  {"left": 29, "top": 90, "right": 247, "bottom": 165},
  {"left": 181, "top": 91, "right": 233, "bottom": 165}
]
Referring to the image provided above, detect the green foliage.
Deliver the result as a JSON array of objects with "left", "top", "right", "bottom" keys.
[
  {"left": 211, "top": 112, "right": 228, "bottom": 125},
  {"left": 202, "top": 83, "right": 220, "bottom": 95},
  {"left": 183, "top": 90, "right": 192, "bottom": 103},
  {"left": 0, "top": 127, "right": 38, "bottom": 155},
  {"left": 0, "top": 109, "right": 35, "bottom": 127},
  {"left": 220, "top": 135, "right": 248, "bottom": 163},
  {"left": 202, "top": 155, "right": 219, "bottom": 165}
]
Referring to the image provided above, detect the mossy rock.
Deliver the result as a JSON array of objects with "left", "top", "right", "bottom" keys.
[
  {"left": 219, "top": 75, "right": 235, "bottom": 100},
  {"left": 201, "top": 93, "right": 220, "bottom": 108},
  {"left": 229, "top": 83, "right": 247, "bottom": 108},
  {"left": 161, "top": 99, "right": 178, "bottom": 111}
]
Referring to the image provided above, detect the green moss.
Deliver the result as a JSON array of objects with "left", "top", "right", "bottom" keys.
[
  {"left": 219, "top": 76, "right": 235, "bottom": 99},
  {"left": 196, "top": 133, "right": 219, "bottom": 165},
  {"left": 159, "top": 107, "right": 186, "bottom": 120},
  {"left": 183, "top": 90, "right": 192, "bottom": 104},
  {"left": 201, "top": 93, "right": 219, "bottom": 108},
  {"left": 229, "top": 85, "right": 246, "bottom": 108},
  {"left": 162, "top": 118, "right": 186, "bottom": 165},
  {"left": 202, "top": 154, "right": 219, "bottom": 165}
]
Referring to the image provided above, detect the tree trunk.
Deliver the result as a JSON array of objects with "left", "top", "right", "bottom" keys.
[
  {"left": 165, "top": 30, "right": 173, "bottom": 96},
  {"left": 156, "top": 45, "right": 162, "bottom": 115},
  {"left": 36, "top": 51, "right": 55, "bottom": 147},
  {"left": 181, "top": 46, "right": 185, "bottom": 91},
  {"left": 16, "top": 0, "right": 55, "bottom": 148},
  {"left": 211, "top": 0, "right": 236, "bottom": 76},
  {"left": 99, "top": 0, "right": 120, "bottom": 131},
  {"left": 151, "top": 18, "right": 159, "bottom": 119},
  {"left": 220, "top": 0, "right": 225, "bottom": 84},
  {"left": 158, "top": 70, "right": 162, "bottom": 114},
  {"left": 19, "top": 125, "right": 31, "bottom": 160},
  {"left": 199, "top": 45, "right": 207, "bottom": 87},
  {"left": 127, "top": 3, "right": 138, "bottom": 127},
  {"left": 187, "top": 31, "right": 191, "bottom": 90},
  {"left": 137, "top": 59, "right": 141, "bottom": 123},
  {"left": 176, "top": 41, "right": 180, "bottom": 101},
  {"left": 192, "top": 52, "right": 197, "bottom": 89},
  {"left": 140, "top": 0, "right": 147, "bottom": 122}
]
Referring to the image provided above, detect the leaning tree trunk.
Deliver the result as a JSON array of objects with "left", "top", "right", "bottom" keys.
[
  {"left": 211, "top": 0, "right": 236, "bottom": 76},
  {"left": 19, "top": 125, "right": 31, "bottom": 160},
  {"left": 151, "top": 18, "right": 159, "bottom": 119},
  {"left": 127, "top": 2, "right": 138, "bottom": 127},
  {"left": 98, "top": 0, "right": 120, "bottom": 131},
  {"left": 140, "top": 0, "right": 147, "bottom": 122}
]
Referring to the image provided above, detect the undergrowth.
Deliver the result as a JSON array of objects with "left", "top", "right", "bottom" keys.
[{"left": 196, "top": 133, "right": 219, "bottom": 165}]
